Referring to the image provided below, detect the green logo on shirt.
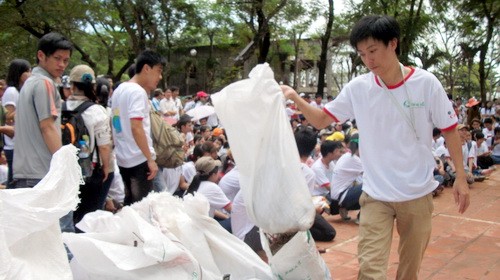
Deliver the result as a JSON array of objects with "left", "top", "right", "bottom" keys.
[{"left": 403, "top": 100, "right": 425, "bottom": 108}]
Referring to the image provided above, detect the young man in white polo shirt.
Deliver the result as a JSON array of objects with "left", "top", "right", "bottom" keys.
[
  {"left": 111, "top": 50, "right": 165, "bottom": 205},
  {"left": 281, "top": 15, "right": 469, "bottom": 280}
]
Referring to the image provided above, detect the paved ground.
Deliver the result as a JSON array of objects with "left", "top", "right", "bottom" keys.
[{"left": 317, "top": 167, "right": 500, "bottom": 280}]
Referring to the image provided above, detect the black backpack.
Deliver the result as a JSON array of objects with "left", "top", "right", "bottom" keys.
[
  {"left": 61, "top": 101, "right": 96, "bottom": 178},
  {"left": 61, "top": 101, "right": 94, "bottom": 146}
]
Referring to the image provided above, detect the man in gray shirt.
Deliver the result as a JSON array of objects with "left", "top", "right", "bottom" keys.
[{"left": 14, "top": 32, "right": 73, "bottom": 235}]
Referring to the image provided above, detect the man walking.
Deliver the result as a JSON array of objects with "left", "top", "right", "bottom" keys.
[
  {"left": 111, "top": 50, "right": 165, "bottom": 205},
  {"left": 281, "top": 15, "right": 469, "bottom": 280}
]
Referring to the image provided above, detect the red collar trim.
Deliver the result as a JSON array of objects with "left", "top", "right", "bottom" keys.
[{"left": 375, "top": 67, "right": 416, "bottom": 89}]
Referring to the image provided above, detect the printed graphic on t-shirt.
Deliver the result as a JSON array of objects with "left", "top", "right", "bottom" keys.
[{"left": 112, "top": 108, "right": 122, "bottom": 133}]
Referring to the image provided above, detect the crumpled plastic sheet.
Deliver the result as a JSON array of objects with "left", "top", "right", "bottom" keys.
[
  {"left": 63, "top": 192, "right": 273, "bottom": 279},
  {"left": 0, "top": 145, "right": 82, "bottom": 280}
]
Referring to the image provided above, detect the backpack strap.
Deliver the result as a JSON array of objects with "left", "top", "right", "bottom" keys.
[{"left": 62, "top": 100, "right": 95, "bottom": 115}]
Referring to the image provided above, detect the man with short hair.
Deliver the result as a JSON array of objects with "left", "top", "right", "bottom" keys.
[
  {"left": 310, "top": 140, "right": 345, "bottom": 198},
  {"left": 151, "top": 88, "right": 163, "bottom": 112},
  {"left": 13, "top": 32, "right": 74, "bottom": 236},
  {"left": 170, "top": 86, "right": 183, "bottom": 120},
  {"left": 111, "top": 50, "right": 165, "bottom": 205},
  {"left": 14, "top": 32, "right": 73, "bottom": 188},
  {"left": 281, "top": 15, "right": 469, "bottom": 280}
]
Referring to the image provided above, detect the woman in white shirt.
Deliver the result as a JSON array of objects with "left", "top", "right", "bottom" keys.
[{"left": 2, "top": 59, "right": 31, "bottom": 188}]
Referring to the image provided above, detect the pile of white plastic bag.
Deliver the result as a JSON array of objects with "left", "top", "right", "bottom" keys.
[
  {"left": 63, "top": 192, "right": 273, "bottom": 279},
  {"left": 0, "top": 145, "right": 81, "bottom": 280}
]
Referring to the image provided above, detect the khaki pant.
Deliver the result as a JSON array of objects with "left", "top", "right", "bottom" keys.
[{"left": 357, "top": 192, "right": 433, "bottom": 280}]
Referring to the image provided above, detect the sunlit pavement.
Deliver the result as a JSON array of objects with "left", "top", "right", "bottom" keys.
[{"left": 317, "top": 165, "right": 500, "bottom": 280}]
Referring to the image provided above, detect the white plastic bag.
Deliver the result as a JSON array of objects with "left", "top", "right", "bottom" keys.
[
  {"left": 64, "top": 207, "right": 207, "bottom": 280},
  {"left": 0, "top": 145, "right": 82, "bottom": 280},
  {"left": 211, "top": 63, "right": 315, "bottom": 234},
  {"left": 65, "top": 192, "right": 273, "bottom": 280},
  {"left": 261, "top": 231, "right": 332, "bottom": 280}
]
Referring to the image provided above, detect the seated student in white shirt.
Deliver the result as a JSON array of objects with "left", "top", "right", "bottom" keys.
[{"left": 186, "top": 156, "right": 232, "bottom": 231}]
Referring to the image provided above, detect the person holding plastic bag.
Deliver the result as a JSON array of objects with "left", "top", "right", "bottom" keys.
[{"left": 281, "top": 15, "right": 469, "bottom": 280}]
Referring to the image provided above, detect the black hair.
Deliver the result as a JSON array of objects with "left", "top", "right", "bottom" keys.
[
  {"left": 134, "top": 50, "right": 166, "bottom": 74},
  {"left": 350, "top": 15, "right": 401, "bottom": 55},
  {"left": 433, "top": 127, "right": 441, "bottom": 137},
  {"left": 192, "top": 144, "right": 204, "bottom": 160},
  {"left": 128, "top": 63, "right": 136, "bottom": 78},
  {"left": 294, "top": 126, "right": 318, "bottom": 157},
  {"left": 6, "top": 59, "right": 31, "bottom": 90},
  {"left": 96, "top": 77, "right": 110, "bottom": 107},
  {"left": 483, "top": 117, "right": 493, "bottom": 124},
  {"left": 200, "top": 125, "right": 211, "bottom": 133},
  {"left": 320, "top": 140, "right": 344, "bottom": 157},
  {"left": 37, "top": 32, "right": 73, "bottom": 63},
  {"left": 169, "top": 86, "right": 179, "bottom": 92},
  {"left": 73, "top": 81, "right": 97, "bottom": 102},
  {"left": 186, "top": 166, "right": 218, "bottom": 195},
  {"left": 201, "top": 141, "right": 217, "bottom": 154},
  {"left": 472, "top": 131, "right": 484, "bottom": 141},
  {"left": 349, "top": 134, "right": 360, "bottom": 156},
  {"left": 153, "top": 88, "right": 163, "bottom": 97}
]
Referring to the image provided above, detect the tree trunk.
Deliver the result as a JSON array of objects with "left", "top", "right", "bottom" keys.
[{"left": 317, "top": 0, "right": 334, "bottom": 97}]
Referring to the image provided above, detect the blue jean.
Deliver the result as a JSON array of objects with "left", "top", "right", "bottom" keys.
[
  {"left": 4, "top": 149, "right": 14, "bottom": 188},
  {"left": 492, "top": 154, "right": 500, "bottom": 164},
  {"left": 340, "top": 184, "right": 363, "bottom": 211}
]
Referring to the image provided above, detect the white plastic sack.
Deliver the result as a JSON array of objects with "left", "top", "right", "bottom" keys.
[
  {"left": 0, "top": 145, "right": 82, "bottom": 280},
  {"left": 65, "top": 192, "right": 273, "bottom": 280},
  {"left": 64, "top": 207, "right": 208, "bottom": 280},
  {"left": 211, "top": 63, "right": 315, "bottom": 234},
  {"left": 261, "top": 231, "right": 332, "bottom": 280}
]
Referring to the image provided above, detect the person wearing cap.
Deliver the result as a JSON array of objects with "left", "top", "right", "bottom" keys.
[
  {"left": 186, "top": 156, "right": 232, "bottom": 219},
  {"left": 60, "top": 75, "right": 72, "bottom": 100},
  {"left": 281, "top": 15, "right": 469, "bottom": 279},
  {"left": 195, "top": 91, "right": 209, "bottom": 107},
  {"left": 64, "top": 65, "right": 115, "bottom": 224},
  {"left": 465, "top": 97, "right": 481, "bottom": 128},
  {"left": 111, "top": 50, "right": 165, "bottom": 205}
]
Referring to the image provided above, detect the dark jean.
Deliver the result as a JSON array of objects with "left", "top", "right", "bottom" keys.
[
  {"left": 119, "top": 161, "right": 154, "bottom": 206},
  {"left": 4, "top": 149, "right": 15, "bottom": 188},
  {"left": 310, "top": 213, "right": 336, "bottom": 241},
  {"left": 340, "top": 184, "right": 363, "bottom": 211}
]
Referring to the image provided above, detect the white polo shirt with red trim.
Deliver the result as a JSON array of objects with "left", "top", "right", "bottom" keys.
[{"left": 323, "top": 67, "right": 457, "bottom": 202}]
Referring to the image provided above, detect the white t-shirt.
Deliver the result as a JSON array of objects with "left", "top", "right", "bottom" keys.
[
  {"left": 182, "top": 161, "right": 196, "bottom": 184},
  {"left": 230, "top": 190, "right": 254, "bottom": 240},
  {"left": 300, "top": 162, "right": 316, "bottom": 194},
  {"left": 159, "top": 98, "right": 176, "bottom": 116},
  {"left": 162, "top": 166, "right": 182, "bottom": 194},
  {"left": 476, "top": 141, "right": 489, "bottom": 156},
  {"left": 330, "top": 152, "right": 363, "bottom": 203},
  {"left": 310, "top": 100, "right": 324, "bottom": 109},
  {"left": 111, "top": 82, "right": 155, "bottom": 168},
  {"left": 1, "top": 86, "right": 19, "bottom": 150},
  {"left": 310, "top": 159, "right": 334, "bottom": 196},
  {"left": 482, "top": 127, "right": 494, "bottom": 141},
  {"left": 323, "top": 67, "right": 457, "bottom": 202},
  {"left": 196, "top": 181, "right": 231, "bottom": 217},
  {"left": 432, "top": 136, "right": 445, "bottom": 153},
  {"left": 434, "top": 145, "right": 450, "bottom": 158},
  {"left": 219, "top": 166, "right": 240, "bottom": 201}
]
